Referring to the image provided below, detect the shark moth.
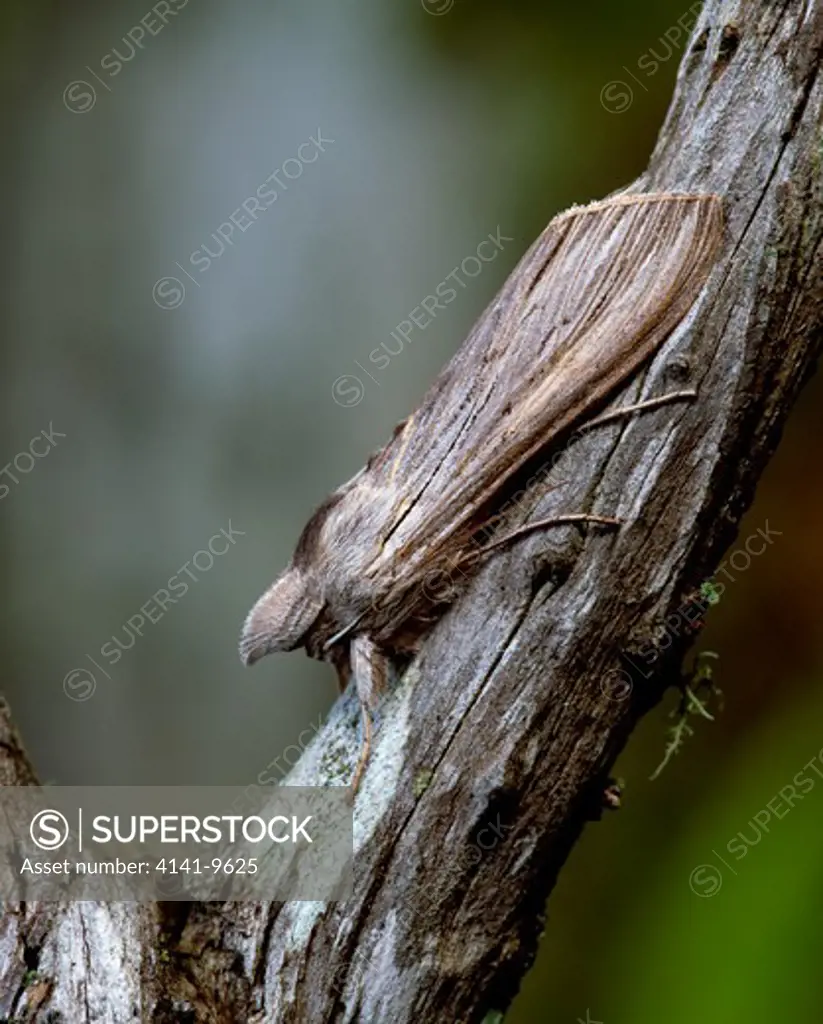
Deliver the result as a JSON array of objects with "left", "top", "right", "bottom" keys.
[{"left": 240, "top": 191, "right": 724, "bottom": 791}]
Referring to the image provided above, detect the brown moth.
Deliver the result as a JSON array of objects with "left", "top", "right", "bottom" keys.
[{"left": 240, "top": 191, "right": 724, "bottom": 790}]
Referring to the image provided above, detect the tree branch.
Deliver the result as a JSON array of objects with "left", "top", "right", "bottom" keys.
[{"left": 1, "top": 1, "right": 821, "bottom": 1020}]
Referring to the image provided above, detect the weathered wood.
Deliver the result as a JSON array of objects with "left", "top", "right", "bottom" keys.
[{"left": 1, "top": 1, "right": 821, "bottom": 1020}]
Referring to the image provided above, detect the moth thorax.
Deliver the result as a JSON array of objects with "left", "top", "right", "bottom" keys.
[{"left": 239, "top": 567, "right": 324, "bottom": 665}]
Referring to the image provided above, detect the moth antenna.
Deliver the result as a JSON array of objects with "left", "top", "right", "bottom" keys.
[{"left": 324, "top": 611, "right": 367, "bottom": 651}]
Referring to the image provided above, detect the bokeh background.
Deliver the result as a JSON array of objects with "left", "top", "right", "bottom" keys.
[{"left": 2, "top": 1, "right": 822, "bottom": 1021}]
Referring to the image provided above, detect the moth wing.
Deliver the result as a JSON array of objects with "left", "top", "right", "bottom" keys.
[{"left": 353, "top": 194, "right": 722, "bottom": 594}]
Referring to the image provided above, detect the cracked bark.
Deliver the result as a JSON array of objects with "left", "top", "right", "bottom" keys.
[{"left": 1, "top": 1, "right": 822, "bottom": 1020}]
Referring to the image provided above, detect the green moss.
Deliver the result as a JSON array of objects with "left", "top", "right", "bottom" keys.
[
  {"left": 413, "top": 769, "right": 434, "bottom": 797},
  {"left": 650, "top": 651, "right": 722, "bottom": 780}
]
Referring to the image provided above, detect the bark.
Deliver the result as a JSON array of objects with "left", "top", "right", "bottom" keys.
[{"left": 2, "top": 1, "right": 822, "bottom": 1020}]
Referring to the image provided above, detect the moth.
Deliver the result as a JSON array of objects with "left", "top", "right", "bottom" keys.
[{"left": 240, "top": 191, "right": 724, "bottom": 791}]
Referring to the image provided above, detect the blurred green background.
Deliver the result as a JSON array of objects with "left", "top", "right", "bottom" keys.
[{"left": 2, "top": 2, "right": 822, "bottom": 1021}]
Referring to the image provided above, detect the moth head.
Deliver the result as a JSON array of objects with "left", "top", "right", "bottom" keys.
[{"left": 239, "top": 567, "right": 324, "bottom": 666}]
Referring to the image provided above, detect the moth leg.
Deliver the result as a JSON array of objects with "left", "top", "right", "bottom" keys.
[
  {"left": 580, "top": 389, "right": 697, "bottom": 433},
  {"left": 349, "top": 635, "right": 389, "bottom": 794},
  {"left": 482, "top": 390, "right": 696, "bottom": 555},
  {"left": 482, "top": 514, "right": 620, "bottom": 554}
]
